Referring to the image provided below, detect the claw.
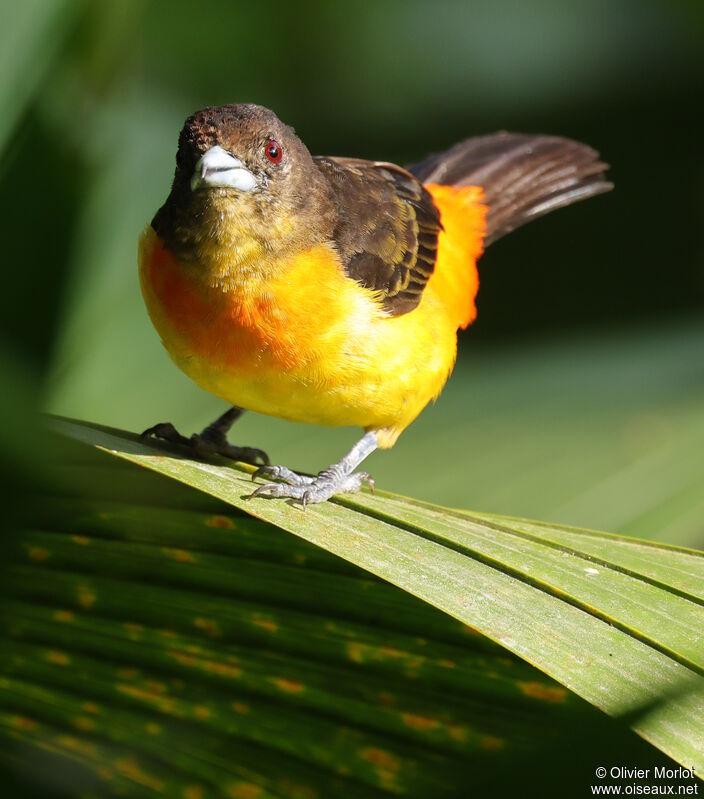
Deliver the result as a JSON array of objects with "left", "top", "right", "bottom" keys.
[
  {"left": 140, "top": 423, "right": 164, "bottom": 440},
  {"left": 248, "top": 481, "right": 307, "bottom": 501},
  {"left": 140, "top": 420, "right": 268, "bottom": 465},
  {"left": 252, "top": 465, "right": 285, "bottom": 482},
  {"left": 248, "top": 483, "right": 276, "bottom": 499},
  {"left": 140, "top": 422, "right": 191, "bottom": 447}
]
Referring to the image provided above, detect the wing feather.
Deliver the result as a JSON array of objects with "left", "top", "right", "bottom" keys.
[{"left": 315, "top": 157, "right": 442, "bottom": 316}]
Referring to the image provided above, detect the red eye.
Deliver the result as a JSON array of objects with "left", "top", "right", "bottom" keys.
[{"left": 265, "top": 139, "right": 282, "bottom": 164}]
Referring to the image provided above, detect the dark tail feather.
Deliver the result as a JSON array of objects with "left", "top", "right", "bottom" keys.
[{"left": 407, "top": 132, "right": 612, "bottom": 245}]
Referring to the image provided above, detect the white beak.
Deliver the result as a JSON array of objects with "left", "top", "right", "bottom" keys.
[{"left": 191, "top": 145, "right": 258, "bottom": 192}]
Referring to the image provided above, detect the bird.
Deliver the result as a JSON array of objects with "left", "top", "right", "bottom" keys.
[{"left": 139, "top": 103, "right": 611, "bottom": 505}]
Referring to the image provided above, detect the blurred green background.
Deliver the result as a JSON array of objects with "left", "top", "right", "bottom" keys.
[{"left": 2, "top": 0, "right": 703, "bottom": 546}]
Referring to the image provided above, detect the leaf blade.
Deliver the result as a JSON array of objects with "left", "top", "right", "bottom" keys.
[{"left": 45, "top": 417, "right": 704, "bottom": 774}]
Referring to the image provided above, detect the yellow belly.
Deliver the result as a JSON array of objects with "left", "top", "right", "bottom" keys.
[{"left": 139, "top": 228, "right": 459, "bottom": 447}]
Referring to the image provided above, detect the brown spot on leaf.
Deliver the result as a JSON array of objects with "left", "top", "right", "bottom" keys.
[
  {"left": 116, "top": 684, "right": 176, "bottom": 714},
  {"left": 28, "top": 547, "right": 50, "bottom": 562},
  {"left": 481, "top": 735, "right": 505, "bottom": 750},
  {"left": 402, "top": 713, "right": 439, "bottom": 731},
  {"left": 76, "top": 584, "right": 96, "bottom": 609},
  {"left": 56, "top": 735, "right": 97, "bottom": 758},
  {"left": 226, "top": 782, "right": 262, "bottom": 799},
  {"left": 207, "top": 660, "right": 243, "bottom": 679},
  {"left": 168, "top": 650, "right": 243, "bottom": 679},
  {"left": 346, "top": 642, "right": 368, "bottom": 663},
  {"left": 162, "top": 547, "right": 196, "bottom": 563},
  {"left": 381, "top": 646, "right": 425, "bottom": 672},
  {"left": 52, "top": 610, "right": 74, "bottom": 623},
  {"left": 44, "top": 650, "right": 70, "bottom": 666},
  {"left": 448, "top": 725, "right": 468, "bottom": 743},
  {"left": 10, "top": 716, "right": 37, "bottom": 730},
  {"left": 114, "top": 758, "right": 165, "bottom": 791},
  {"left": 277, "top": 782, "right": 316, "bottom": 799},
  {"left": 518, "top": 681, "right": 567, "bottom": 702},
  {"left": 269, "top": 677, "right": 304, "bottom": 694},
  {"left": 360, "top": 748, "right": 400, "bottom": 771},
  {"left": 170, "top": 652, "right": 198, "bottom": 668},
  {"left": 194, "top": 617, "right": 221, "bottom": 637},
  {"left": 251, "top": 615, "right": 278, "bottom": 633},
  {"left": 71, "top": 535, "right": 90, "bottom": 546},
  {"left": 205, "top": 515, "right": 234, "bottom": 529}
]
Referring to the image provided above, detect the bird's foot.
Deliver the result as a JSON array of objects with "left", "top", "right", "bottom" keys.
[
  {"left": 140, "top": 422, "right": 269, "bottom": 466},
  {"left": 250, "top": 463, "right": 374, "bottom": 506}
]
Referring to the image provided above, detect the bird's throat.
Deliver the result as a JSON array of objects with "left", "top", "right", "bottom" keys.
[{"left": 152, "top": 190, "right": 289, "bottom": 293}]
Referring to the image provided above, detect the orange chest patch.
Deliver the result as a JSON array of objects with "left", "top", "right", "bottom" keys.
[{"left": 139, "top": 231, "right": 362, "bottom": 373}]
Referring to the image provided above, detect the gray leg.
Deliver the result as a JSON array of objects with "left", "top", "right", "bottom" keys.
[
  {"left": 141, "top": 406, "right": 269, "bottom": 466},
  {"left": 250, "top": 431, "right": 378, "bottom": 506}
]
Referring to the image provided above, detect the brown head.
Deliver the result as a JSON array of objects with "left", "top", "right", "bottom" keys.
[{"left": 152, "top": 104, "right": 334, "bottom": 286}]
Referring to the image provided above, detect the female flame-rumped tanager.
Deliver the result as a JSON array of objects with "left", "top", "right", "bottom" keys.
[{"left": 139, "top": 104, "right": 611, "bottom": 505}]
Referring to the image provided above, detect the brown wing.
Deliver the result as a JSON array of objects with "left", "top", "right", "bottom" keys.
[{"left": 315, "top": 156, "right": 442, "bottom": 316}]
